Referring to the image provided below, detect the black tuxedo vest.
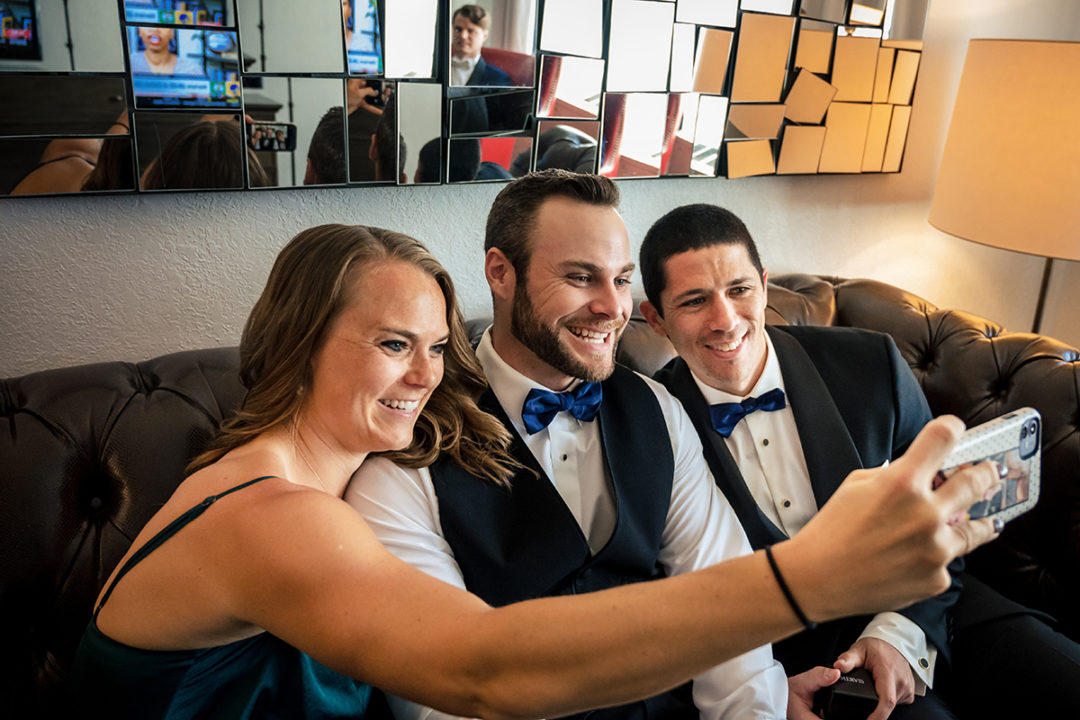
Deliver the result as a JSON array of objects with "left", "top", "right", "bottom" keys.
[{"left": 430, "top": 364, "right": 696, "bottom": 720}]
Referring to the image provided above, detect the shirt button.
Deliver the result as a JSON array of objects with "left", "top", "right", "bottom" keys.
[
  {"left": 782, "top": 499, "right": 791, "bottom": 508},
  {"left": 919, "top": 658, "right": 929, "bottom": 669},
  {"left": 561, "top": 454, "right": 568, "bottom": 461},
  {"left": 762, "top": 438, "right": 770, "bottom": 447}
]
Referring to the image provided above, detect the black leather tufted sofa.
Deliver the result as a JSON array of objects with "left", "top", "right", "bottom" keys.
[{"left": 3, "top": 275, "right": 1078, "bottom": 717}]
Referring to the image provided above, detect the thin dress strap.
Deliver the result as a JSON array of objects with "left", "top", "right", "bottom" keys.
[{"left": 93, "top": 475, "right": 277, "bottom": 618}]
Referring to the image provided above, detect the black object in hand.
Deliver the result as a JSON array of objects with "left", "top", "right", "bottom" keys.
[{"left": 812, "top": 667, "right": 878, "bottom": 719}]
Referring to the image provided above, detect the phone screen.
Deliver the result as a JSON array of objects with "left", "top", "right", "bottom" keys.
[{"left": 248, "top": 122, "right": 297, "bottom": 152}]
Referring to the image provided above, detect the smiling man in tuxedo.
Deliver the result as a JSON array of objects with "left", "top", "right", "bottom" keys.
[{"left": 639, "top": 203, "right": 1080, "bottom": 720}]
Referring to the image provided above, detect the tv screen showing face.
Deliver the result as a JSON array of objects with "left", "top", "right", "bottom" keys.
[
  {"left": 346, "top": 0, "right": 382, "bottom": 74},
  {"left": 124, "top": 0, "right": 232, "bottom": 27},
  {"left": 129, "top": 26, "right": 241, "bottom": 108},
  {"left": 0, "top": 0, "right": 42, "bottom": 61}
]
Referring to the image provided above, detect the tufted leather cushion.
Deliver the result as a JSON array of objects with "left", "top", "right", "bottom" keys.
[{"left": 3, "top": 277, "right": 1078, "bottom": 716}]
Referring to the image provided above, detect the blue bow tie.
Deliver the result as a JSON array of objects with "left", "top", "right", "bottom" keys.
[
  {"left": 521, "top": 382, "right": 603, "bottom": 434},
  {"left": 709, "top": 388, "right": 786, "bottom": 438}
]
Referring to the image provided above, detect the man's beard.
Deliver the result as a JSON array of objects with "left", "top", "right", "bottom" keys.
[{"left": 510, "top": 282, "right": 620, "bottom": 383}]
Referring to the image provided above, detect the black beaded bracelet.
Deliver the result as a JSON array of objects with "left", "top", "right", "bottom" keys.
[{"left": 764, "top": 545, "right": 817, "bottom": 631}]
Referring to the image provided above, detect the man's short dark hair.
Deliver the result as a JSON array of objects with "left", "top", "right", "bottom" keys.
[
  {"left": 308, "top": 106, "right": 346, "bottom": 184},
  {"left": 639, "top": 204, "right": 764, "bottom": 317},
  {"left": 453, "top": 4, "right": 490, "bottom": 31},
  {"left": 485, "top": 169, "right": 620, "bottom": 276}
]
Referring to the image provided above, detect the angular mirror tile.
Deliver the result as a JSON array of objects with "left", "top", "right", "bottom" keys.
[
  {"left": 450, "top": 87, "right": 534, "bottom": 135},
  {"left": 831, "top": 34, "right": 879, "bottom": 102},
  {"left": 676, "top": 0, "right": 738, "bottom": 28},
  {"left": 537, "top": 55, "right": 604, "bottom": 119},
  {"left": 731, "top": 12, "right": 795, "bottom": 103},
  {"left": 600, "top": 92, "right": 667, "bottom": 178},
  {"left": 2, "top": 0, "right": 124, "bottom": 72},
  {"left": 670, "top": 24, "right": 697, "bottom": 93},
  {"left": 0, "top": 75, "right": 128, "bottom": 137},
  {"left": 742, "top": 0, "right": 796, "bottom": 15},
  {"left": 662, "top": 93, "right": 697, "bottom": 176},
  {"left": 777, "top": 124, "right": 825, "bottom": 173},
  {"left": 533, "top": 120, "right": 599, "bottom": 174},
  {"left": 5, "top": 135, "right": 135, "bottom": 195},
  {"left": 540, "top": 0, "right": 603, "bottom": 58},
  {"left": 849, "top": 0, "right": 886, "bottom": 26},
  {"left": 872, "top": 47, "right": 894, "bottom": 102},
  {"left": 726, "top": 138, "right": 774, "bottom": 178},
  {"left": 794, "top": 21, "right": 834, "bottom": 73},
  {"left": 798, "top": 0, "right": 847, "bottom": 24},
  {"left": 344, "top": 79, "right": 397, "bottom": 182},
  {"left": 818, "top": 101, "right": 871, "bottom": 173},
  {"left": 448, "top": 0, "right": 537, "bottom": 88},
  {"left": 399, "top": 82, "right": 443, "bottom": 184},
  {"left": 692, "top": 94, "right": 729, "bottom": 176},
  {"left": 726, "top": 104, "right": 785, "bottom": 140},
  {"left": 861, "top": 103, "right": 892, "bottom": 171},
  {"left": 607, "top": 0, "right": 675, "bottom": 93},
  {"left": 883, "top": 0, "right": 929, "bottom": 50},
  {"left": 134, "top": 111, "right": 254, "bottom": 190},
  {"left": 692, "top": 27, "right": 733, "bottom": 94},
  {"left": 384, "top": 0, "right": 439, "bottom": 78},
  {"left": 127, "top": 26, "right": 242, "bottom": 110},
  {"left": 784, "top": 68, "right": 835, "bottom": 123},
  {"left": 236, "top": 0, "right": 342, "bottom": 73},
  {"left": 881, "top": 104, "right": 910, "bottom": 172},
  {"left": 888, "top": 50, "right": 920, "bottom": 105},
  {"left": 343, "top": 0, "right": 384, "bottom": 75},
  {"left": 447, "top": 135, "right": 531, "bottom": 182}
]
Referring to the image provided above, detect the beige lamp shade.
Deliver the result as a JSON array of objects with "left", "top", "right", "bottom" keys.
[{"left": 929, "top": 40, "right": 1080, "bottom": 261}]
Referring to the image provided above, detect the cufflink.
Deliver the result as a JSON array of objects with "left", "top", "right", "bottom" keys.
[{"left": 919, "top": 658, "right": 929, "bottom": 669}]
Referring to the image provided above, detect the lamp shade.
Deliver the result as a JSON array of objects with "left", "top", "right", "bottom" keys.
[{"left": 929, "top": 40, "right": 1080, "bottom": 261}]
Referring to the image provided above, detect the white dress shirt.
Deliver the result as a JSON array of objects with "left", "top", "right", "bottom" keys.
[
  {"left": 346, "top": 329, "right": 788, "bottom": 720},
  {"left": 451, "top": 55, "right": 479, "bottom": 86},
  {"left": 691, "top": 332, "right": 937, "bottom": 691}
]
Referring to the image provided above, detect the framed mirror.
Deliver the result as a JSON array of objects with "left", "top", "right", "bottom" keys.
[{"left": 448, "top": 0, "right": 537, "bottom": 88}]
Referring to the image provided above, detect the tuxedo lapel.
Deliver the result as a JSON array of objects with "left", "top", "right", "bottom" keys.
[
  {"left": 768, "top": 327, "right": 863, "bottom": 507},
  {"left": 660, "top": 359, "right": 786, "bottom": 548}
]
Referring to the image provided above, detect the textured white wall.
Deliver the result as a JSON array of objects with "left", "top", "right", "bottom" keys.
[{"left": 2, "top": 0, "right": 1078, "bottom": 377}]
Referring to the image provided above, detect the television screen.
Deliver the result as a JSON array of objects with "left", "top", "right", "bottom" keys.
[
  {"left": 346, "top": 0, "right": 382, "bottom": 75},
  {"left": 124, "top": 0, "right": 231, "bottom": 27},
  {"left": 129, "top": 26, "right": 241, "bottom": 108},
  {"left": 0, "top": 0, "right": 42, "bottom": 61}
]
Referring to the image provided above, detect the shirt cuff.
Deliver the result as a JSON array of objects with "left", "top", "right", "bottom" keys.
[{"left": 857, "top": 611, "right": 937, "bottom": 693}]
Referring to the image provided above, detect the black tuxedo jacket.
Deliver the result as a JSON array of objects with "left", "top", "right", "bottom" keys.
[{"left": 655, "top": 324, "right": 959, "bottom": 673}]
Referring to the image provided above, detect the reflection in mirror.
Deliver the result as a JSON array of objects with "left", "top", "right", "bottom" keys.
[
  {"left": 872, "top": 46, "right": 893, "bottom": 101},
  {"left": 882, "top": 104, "right": 910, "bottom": 172},
  {"left": 662, "top": 93, "right": 696, "bottom": 176},
  {"left": 537, "top": 55, "right": 603, "bottom": 119},
  {"left": 446, "top": 135, "right": 530, "bottom": 182},
  {"left": 861, "top": 103, "right": 892, "bottom": 172},
  {"left": 831, "top": 34, "right": 879, "bottom": 101},
  {"left": 607, "top": 0, "right": 674, "bottom": 93},
  {"left": 692, "top": 94, "right": 728, "bottom": 176},
  {"left": 343, "top": 0, "right": 383, "bottom": 74},
  {"left": 798, "top": 0, "right": 846, "bottom": 24},
  {"left": 530, "top": 120, "right": 599, "bottom": 174},
  {"left": 600, "top": 92, "right": 666, "bottom": 178},
  {"left": 675, "top": 0, "right": 737, "bottom": 29},
  {"left": 0, "top": 0, "right": 124, "bottom": 72},
  {"left": 692, "top": 27, "right": 732, "bottom": 94},
  {"left": 347, "top": 79, "right": 398, "bottom": 183},
  {"left": 725, "top": 104, "right": 785, "bottom": 140},
  {"left": 539, "top": 0, "right": 603, "bottom": 58},
  {"left": 385, "top": 0, "right": 439, "bottom": 78},
  {"left": 818, "top": 101, "right": 870, "bottom": 172},
  {"left": 784, "top": 68, "right": 835, "bottom": 123},
  {"left": 127, "top": 26, "right": 241, "bottom": 109},
  {"left": 888, "top": 50, "right": 919, "bottom": 104},
  {"left": 741, "top": 0, "right": 794, "bottom": 14},
  {"left": 450, "top": 87, "right": 533, "bottom": 135},
  {"left": 236, "top": 0, "right": 342, "bottom": 73},
  {"left": 5, "top": 135, "right": 134, "bottom": 195},
  {"left": 777, "top": 124, "right": 825, "bottom": 173},
  {"left": 848, "top": 0, "right": 886, "bottom": 26},
  {"left": 725, "top": 138, "right": 774, "bottom": 178},
  {"left": 882, "top": 0, "right": 929, "bottom": 50},
  {"left": 0, "top": 75, "right": 128, "bottom": 136},
  {"left": 124, "top": 0, "right": 233, "bottom": 26},
  {"left": 794, "top": 19, "right": 834, "bottom": 73},
  {"left": 449, "top": 0, "right": 536, "bottom": 88},
  {"left": 398, "top": 82, "right": 441, "bottom": 184},
  {"left": 669, "top": 24, "right": 695, "bottom": 93},
  {"left": 135, "top": 112, "right": 263, "bottom": 190},
  {"left": 731, "top": 13, "right": 795, "bottom": 103}
]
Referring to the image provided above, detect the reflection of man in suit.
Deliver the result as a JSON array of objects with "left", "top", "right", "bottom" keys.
[
  {"left": 639, "top": 203, "right": 1080, "bottom": 719},
  {"left": 451, "top": 5, "right": 512, "bottom": 87},
  {"left": 348, "top": 172, "right": 788, "bottom": 720}
]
